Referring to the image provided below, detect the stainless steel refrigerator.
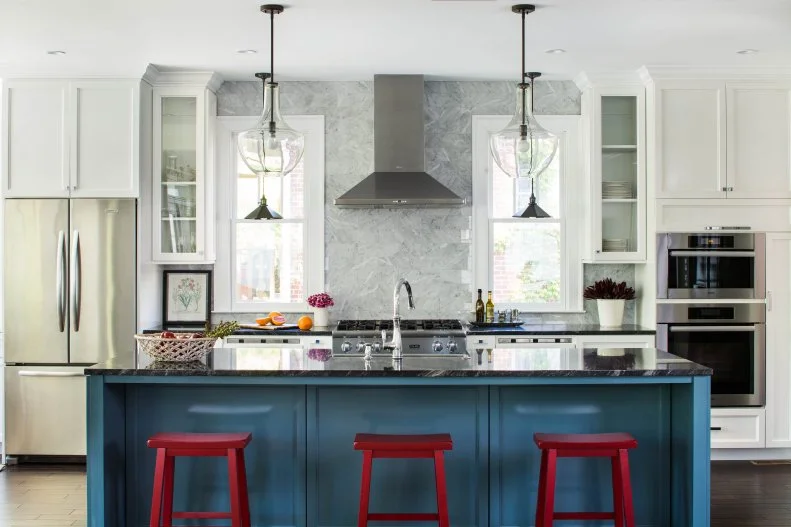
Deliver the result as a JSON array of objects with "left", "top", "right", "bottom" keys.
[{"left": 4, "top": 199, "right": 136, "bottom": 458}]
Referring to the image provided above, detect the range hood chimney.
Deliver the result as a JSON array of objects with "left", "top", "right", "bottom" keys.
[{"left": 334, "top": 75, "right": 466, "bottom": 208}]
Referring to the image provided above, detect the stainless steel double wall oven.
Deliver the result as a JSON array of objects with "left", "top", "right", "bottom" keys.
[{"left": 657, "top": 232, "right": 766, "bottom": 407}]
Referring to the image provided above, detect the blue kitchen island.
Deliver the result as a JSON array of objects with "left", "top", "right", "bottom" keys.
[{"left": 85, "top": 347, "right": 711, "bottom": 527}]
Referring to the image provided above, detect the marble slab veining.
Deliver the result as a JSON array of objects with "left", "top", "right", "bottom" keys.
[
  {"left": 86, "top": 347, "right": 710, "bottom": 378},
  {"left": 216, "top": 80, "right": 633, "bottom": 324}
]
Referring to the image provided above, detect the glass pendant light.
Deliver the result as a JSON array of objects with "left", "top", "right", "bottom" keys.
[
  {"left": 489, "top": 5, "right": 558, "bottom": 181},
  {"left": 513, "top": 73, "right": 551, "bottom": 218},
  {"left": 237, "top": 4, "right": 305, "bottom": 220}
]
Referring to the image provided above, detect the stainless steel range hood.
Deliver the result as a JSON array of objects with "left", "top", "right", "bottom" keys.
[{"left": 334, "top": 75, "right": 465, "bottom": 208}]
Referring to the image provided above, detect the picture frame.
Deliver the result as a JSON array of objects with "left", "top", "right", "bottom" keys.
[{"left": 162, "top": 270, "right": 212, "bottom": 328}]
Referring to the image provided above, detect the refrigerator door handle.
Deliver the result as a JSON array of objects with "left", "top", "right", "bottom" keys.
[
  {"left": 17, "top": 371, "right": 85, "bottom": 378},
  {"left": 56, "top": 231, "right": 66, "bottom": 332},
  {"left": 71, "top": 230, "right": 82, "bottom": 332}
]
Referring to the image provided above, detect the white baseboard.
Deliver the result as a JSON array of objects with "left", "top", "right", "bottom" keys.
[{"left": 712, "top": 448, "right": 791, "bottom": 461}]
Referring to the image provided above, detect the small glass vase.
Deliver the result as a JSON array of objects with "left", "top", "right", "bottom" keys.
[{"left": 313, "top": 307, "right": 329, "bottom": 328}]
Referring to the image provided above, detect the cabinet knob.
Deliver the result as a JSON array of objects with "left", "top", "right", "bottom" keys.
[
  {"left": 722, "top": 187, "right": 728, "bottom": 191},
  {"left": 727, "top": 186, "right": 734, "bottom": 192}
]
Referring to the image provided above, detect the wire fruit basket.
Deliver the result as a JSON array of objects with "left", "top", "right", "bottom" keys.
[{"left": 135, "top": 334, "right": 219, "bottom": 362}]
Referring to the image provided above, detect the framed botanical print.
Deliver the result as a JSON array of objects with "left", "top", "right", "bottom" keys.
[{"left": 163, "top": 270, "right": 212, "bottom": 328}]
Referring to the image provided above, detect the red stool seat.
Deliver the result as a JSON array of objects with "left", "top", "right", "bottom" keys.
[
  {"left": 354, "top": 433, "right": 453, "bottom": 451},
  {"left": 148, "top": 432, "right": 252, "bottom": 527},
  {"left": 533, "top": 432, "right": 637, "bottom": 527},
  {"left": 148, "top": 432, "right": 252, "bottom": 449},
  {"left": 355, "top": 433, "right": 452, "bottom": 527},
  {"left": 534, "top": 432, "right": 637, "bottom": 450}
]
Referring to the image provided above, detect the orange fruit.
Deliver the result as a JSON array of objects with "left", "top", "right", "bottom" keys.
[
  {"left": 297, "top": 316, "right": 313, "bottom": 331},
  {"left": 255, "top": 317, "right": 271, "bottom": 326},
  {"left": 268, "top": 311, "right": 282, "bottom": 320},
  {"left": 271, "top": 315, "right": 286, "bottom": 326}
]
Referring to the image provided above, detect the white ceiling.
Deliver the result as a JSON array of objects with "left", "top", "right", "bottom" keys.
[{"left": 1, "top": 0, "right": 790, "bottom": 81}]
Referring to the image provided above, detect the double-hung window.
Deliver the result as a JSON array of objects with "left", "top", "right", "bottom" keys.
[
  {"left": 214, "top": 116, "right": 325, "bottom": 312},
  {"left": 472, "top": 115, "right": 582, "bottom": 312}
]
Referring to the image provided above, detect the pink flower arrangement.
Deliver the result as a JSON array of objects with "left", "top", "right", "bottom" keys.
[{"left": 307, "top": 292, "right": 335, "bottom": 308}]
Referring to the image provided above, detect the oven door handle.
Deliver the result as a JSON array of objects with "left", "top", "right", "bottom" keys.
[
  {"left": 668, "top": 250, "right": 755, "bottom": 257},
  {"left": 669, "top": 325, "right": 757, "bottom": 332}
]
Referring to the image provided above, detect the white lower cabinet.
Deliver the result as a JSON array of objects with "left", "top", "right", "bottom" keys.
[
  {"left": 573, "top": 334, "right": 654, "bottom": 349},
  {"left": 711, "top": 408, "right": 765, "bottom": 449}
]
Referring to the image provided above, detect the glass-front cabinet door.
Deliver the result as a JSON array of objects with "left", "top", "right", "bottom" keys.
[
  {"left": 152, "top": 87, "right": 214, "bottom": 262},
  {"left": 588, "top": 87, "right": 646, "bottom": 262}
]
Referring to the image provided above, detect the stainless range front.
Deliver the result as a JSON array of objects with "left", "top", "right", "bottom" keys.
[
  {"left": 333, "top": 319, "right": 467, "bottom": 356},
  {"left": 657, "top": 303, "right": 765, "bottom": 407}
]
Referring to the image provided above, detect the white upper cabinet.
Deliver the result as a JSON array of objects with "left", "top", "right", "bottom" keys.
[
  {"left": 2, "top": 79, "right": 140, "bottom": 198},
  {"left": 69, "top": 81, "right": 140, "bottom": 198},
  {"left": 655, "top": 80, "right": 727, "bottom": 199},
  {"left": 653, "top": 77, "right": 791, "bottom": 200},
  {"left": 726, "top": 83, "right": 791, "bottom": 199},
  {"left": 2, "top": 80, "right": 70, "bottom": 197}
]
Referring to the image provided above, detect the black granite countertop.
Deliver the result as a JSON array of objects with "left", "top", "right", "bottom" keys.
[
  {"left": 86, "top": 347, "right": 710, "bottom": 377},
  {"left": 143, "top": 323, "right": 652, "bottom": 338},
  {"left": 464, "top": 324, "right": 655, "bottom": 335},
  {"left": 142, "top": 326, "right": 334, "bottom": 337}
]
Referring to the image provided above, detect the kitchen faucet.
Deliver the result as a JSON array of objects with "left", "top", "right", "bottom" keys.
[{"left": 381, "top": 278, "right": 415, "bottom": 360}]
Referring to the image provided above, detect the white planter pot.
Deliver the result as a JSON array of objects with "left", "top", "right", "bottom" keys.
[
  {"left": 313, "top": 308, "right": 329, "bottom": 328},
  {"left": 596, "top": 299, "right": 625, "bottom": 328}
]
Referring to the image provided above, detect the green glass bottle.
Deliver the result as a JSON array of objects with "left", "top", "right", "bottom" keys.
[
  {"left": 485, "top": 291, "right": 495, "bottom": 323},
  {"left": 475, "top": 289, "right": 485, "bottom": 323}
]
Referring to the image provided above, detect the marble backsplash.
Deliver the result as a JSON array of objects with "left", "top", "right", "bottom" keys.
[{"left": 216, "top": 80, "right": 636, "bottom": 324}]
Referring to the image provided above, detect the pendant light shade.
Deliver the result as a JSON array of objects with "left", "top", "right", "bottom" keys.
[
  {"left": 238, "top": 73, "right": 305, "bottom": 177},
  {"left": 489, "top": 6, "right": 558, "bottom": 180},
  {"left": 238, "top": 4, "right": 304, "bottom": 220}
]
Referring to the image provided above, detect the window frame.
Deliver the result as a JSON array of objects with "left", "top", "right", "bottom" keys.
[
  {"left": 471, "top": 115, "right": 584, "bottom": 312},
  {"left": 213, "top": 115, "right": 325, "bottom": 312}
]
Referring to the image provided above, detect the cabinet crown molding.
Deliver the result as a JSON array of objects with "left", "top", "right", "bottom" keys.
[
  {"left": 639, "top": 65, "right": 791, "bottom": 83},
  {"left": 143, "top": 64, "right": 223, "bottom": 92},
  {"left": 574, "top": 71, "right": 645, "bottom": 90}
]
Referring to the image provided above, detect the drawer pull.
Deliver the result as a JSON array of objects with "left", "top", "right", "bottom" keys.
[{"left": 710, "top": 426, "right": 723, "bottom": 431}]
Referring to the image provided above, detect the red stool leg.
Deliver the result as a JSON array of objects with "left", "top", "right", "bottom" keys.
[
  {"left": 227, "top": 448, "right": 242, "bottom": 527},
  {"left": 610, "top": 454, "right": 624, "bottom": 527},
  {"left": 236, "top": 449, "right": 252, "bottom": 527},
  {"left": 535, "top": 450, "right": 548, "bottom": 527},
  {"left": 540, "top": 449, "right": 558, "bottom": 527},
  {"left": 618, "top": 449, "right": 636, "bottom": 527},
  {"left": 433, "top": 451, "right": 450, "bottom": 527},
  {"left": 149, "top": 448, "right": 167, "bottom": 527},
  {"left": 358, "top": 450, "right": 374, "bottom": 527},
  {"left": 162, "top": 454, "right": 175, "bottom": 527}
]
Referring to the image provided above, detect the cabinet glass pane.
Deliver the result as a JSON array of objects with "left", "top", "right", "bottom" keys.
[
  {"left": 161, "top": 218, "right": 197, "bottom": 254},
  {"left": 600, "top": 95, "right": 638, "bottom": 254},
  {"left": 602, "top": 202, "right": 637, "bottom": 253},
  {"left": 160, "top": 96, "right": 198, "bottom": 254}
]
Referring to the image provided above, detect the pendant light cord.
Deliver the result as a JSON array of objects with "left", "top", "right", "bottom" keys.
[
  {"left": 270, "top": 9, "right": 275, "bottom": 83},
  {"left": 520, "top": 9, "right": 526, "bottom": 127}
]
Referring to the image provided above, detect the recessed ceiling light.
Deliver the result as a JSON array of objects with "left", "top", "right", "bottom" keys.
[
  {"left": 545, "top": 48, "right": 566, "bottom": 54},
  {"left": 736, "top": 49, "right": 759, "bottom": 55},
  {"left": 237, "top": 49, "right": 258, "bottom": 54},
  {"left": 46, "top": 50, "right": 66, "bottom": 56}
]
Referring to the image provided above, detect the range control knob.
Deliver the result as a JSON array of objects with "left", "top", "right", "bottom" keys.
[
  {"left": 447, "top": 339, "right": 458, "bottom": 353},
  {"left": 432, "top": 339, "right": 444, "bottom": 352},
  {"left": 341, "top": 341, "right": 353, "bottom": 353}
]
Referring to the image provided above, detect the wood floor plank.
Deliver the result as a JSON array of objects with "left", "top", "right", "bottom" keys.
[{"left": 0, "top": 461, "right": 789, "bottom": 525}]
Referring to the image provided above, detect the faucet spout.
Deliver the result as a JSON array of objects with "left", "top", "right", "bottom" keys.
[{"left": 384, "top": 278, "right": 416, "bottom": 360}]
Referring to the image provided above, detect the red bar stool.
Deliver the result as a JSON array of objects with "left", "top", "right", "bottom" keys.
[
  {"left": 354, "top": 433, "right": 453, "bottom": 527},
  {"left": 147, "top": 432, "right": 252, "bottom": 527},
  {"left": 533, "top": 432, "right": 637, "bottom": 527}
]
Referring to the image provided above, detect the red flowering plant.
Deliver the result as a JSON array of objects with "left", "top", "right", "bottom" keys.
[
  {"left": 583, "top": 279, "right": 636, "bottom": 300},
  {"left": 307, "top": 292, "right": 335, "bottom": 308}
]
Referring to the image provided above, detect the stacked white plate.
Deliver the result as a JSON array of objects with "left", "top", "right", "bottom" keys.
[
  {"left": 602, "top": 181, "right": 633, "bottom": 199},
  {"left": 603, "top": 238, "right": 629, "bottom": 252}
]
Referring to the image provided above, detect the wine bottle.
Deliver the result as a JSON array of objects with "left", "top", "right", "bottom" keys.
[
  {"left": 475, "top": 289, "right": 485, "bottom": 323},
  {"left": 485, "top": 291, "right": 495, "bottom": 323}
]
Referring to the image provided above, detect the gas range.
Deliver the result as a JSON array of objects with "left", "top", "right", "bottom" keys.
[{"left": 332, "top": 319, "right": 467, "bottom": 356}]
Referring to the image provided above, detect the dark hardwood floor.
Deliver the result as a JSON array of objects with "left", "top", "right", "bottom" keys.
[
  {"left": 712, "top": 461, "right": 791, "bottom": 527},
  {"left": 0, "top": 461, "right": 789, "bottom": 525}
]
